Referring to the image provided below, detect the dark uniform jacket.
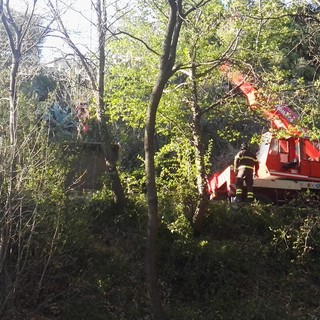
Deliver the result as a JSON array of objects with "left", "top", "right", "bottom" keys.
[{"left": 234, "top": 149, "right": 259, "bottom": 176}]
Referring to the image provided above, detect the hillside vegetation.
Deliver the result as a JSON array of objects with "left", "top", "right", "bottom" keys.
[
  {"left": 6, "top": 194, "right": 319, "bottom": 320},
  {"left": 1, "top": 1, "right": 320, "bottom": 318}
]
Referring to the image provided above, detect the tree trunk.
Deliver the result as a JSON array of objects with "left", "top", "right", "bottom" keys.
[
  {"left": 96, "top": 0, "right": 125, "bottom": 205},
  {"left": 144, "top": 1, "right": 183, "bottom": 318},
  {"left": 145, "top": 76, "right": 168, "bottom": 319},
  {"left": 189, "top": 62, "right": 208, "bottom": 233},
  {"left": 98, "top": 110, "right": 126, "bottom": 205}
]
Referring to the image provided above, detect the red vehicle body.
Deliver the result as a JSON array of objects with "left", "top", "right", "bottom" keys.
[{"left": 207, "top": 64, "right": 320, "bottom": 204}]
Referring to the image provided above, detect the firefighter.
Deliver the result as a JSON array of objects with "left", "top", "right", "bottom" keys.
[{"left": 234, "top": 142, "right": 259, "bottom": 203}]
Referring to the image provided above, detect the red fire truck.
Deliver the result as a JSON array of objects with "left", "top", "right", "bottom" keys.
[{"left": 206, "top": 64, "right": 320, "bottom": 204}]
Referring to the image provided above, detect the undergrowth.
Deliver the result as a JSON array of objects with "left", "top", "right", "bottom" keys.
[{"left": 6, "top": 195, "right": 320, "bottom": 320}]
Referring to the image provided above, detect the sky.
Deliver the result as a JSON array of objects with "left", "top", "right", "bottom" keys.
[
  {"left": 8, "top": 0, "right": 133, "bottom": 63},
  {"left": 9, "top": 0, "right": 95, "bottom": 63}
]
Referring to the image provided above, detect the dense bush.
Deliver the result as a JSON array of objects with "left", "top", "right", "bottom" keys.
[
  {"left": 157, "top": 201, "right": 320, "bottom": 320},
  {"left": 3, "top": 192, "right": 319, "bottom": 319}
]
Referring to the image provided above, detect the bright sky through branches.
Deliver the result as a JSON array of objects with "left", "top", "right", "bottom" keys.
[{"left": 9, "top": 0, "right": 95, "bottom": 62}]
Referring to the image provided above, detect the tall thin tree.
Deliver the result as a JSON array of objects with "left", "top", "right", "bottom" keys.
[
  {"left": 0, "top": 0, "right": 51, "bottom": 314},
  {"left": 144, "top": 0, "right": 211, "bottom": 317}
]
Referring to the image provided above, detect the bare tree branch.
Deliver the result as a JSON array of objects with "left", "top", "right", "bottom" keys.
[
  {"left": 117, "top": 29, "right": 160, "bottom": 56},
  {"left": 47, "top": 0, "right": 97, "bottom": 90}
]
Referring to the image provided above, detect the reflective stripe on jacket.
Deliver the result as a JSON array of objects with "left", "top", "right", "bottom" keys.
[{"left": 234, "top": 149, "right": 259, "bottom": 173}]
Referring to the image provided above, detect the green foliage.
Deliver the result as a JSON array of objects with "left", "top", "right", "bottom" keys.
[
  {"left": 225, "top": 0, "right": 299, "bottom": 69},
  {"left": 155, "top": 136, "right": 214, "bottom": 219},
  {"left": 167, "top": 213, "right": 193, "bottom": 240},
  {"left": 106, "top": 62, "right": 153, "bottom": 129},
  {"left": 3, "top": 0, "right": 320, "bottom": 318},
  {"left": 270, "top": 195, "right": 320, "bottom": 262},
  {"left": 59, "top": 196, "right": 149, "bottom": 320},
  {"left": 156, "top": 201, "right": 320, "bottom": 319},
  {"left": 4, "top": 184, "right": 320, "bottom": 319},
  {"left": 155, "top": 137, "right": 197, "bottom": 191}
]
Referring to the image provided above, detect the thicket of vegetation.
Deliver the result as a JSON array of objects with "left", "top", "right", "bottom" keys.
[
  {"left": 0, "top": 0, "right": 320, "bottom": 319},
  {"left": 4, "top": 195, "right": 319, "bottom": 319}
]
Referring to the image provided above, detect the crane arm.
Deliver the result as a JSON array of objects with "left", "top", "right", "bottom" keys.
[
  {"left": 221, "top": 63, "right": 299, "bottom": 130},
  {"left": 221, "top": 63, "right": 320, "bottom": 160}
]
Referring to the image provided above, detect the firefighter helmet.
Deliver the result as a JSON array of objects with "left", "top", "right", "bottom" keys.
[{"left": 240, "top": 142, "right": 250, "bottom": 150}]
